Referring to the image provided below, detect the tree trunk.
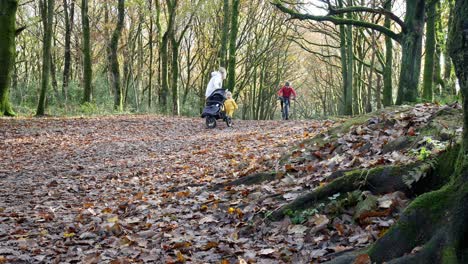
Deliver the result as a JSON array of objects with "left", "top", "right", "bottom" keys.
[
  {"left": 433, "top": 0, "right": 444, "bottom": 96},
  {"left": 338, "top": 0, "right": 348, "bottom": 115},
  {"left": 366, "top": 31, "right": 376, "bottom": 113},
  {"left": 0, "top": 0, "right": 17, "bottom": 116},
  {"left": 62, "top": 0, "right": 74, "bottom": 103},
  {"left": 148, "top": 0, "right": 153, "bottom": 109},
  {"left": 422, "top": 0, "right": 437, "bottom": 102},
  {"left": 171, "top": 37, "right": 180, "bottom": 116},
  {"left": 219, "top": 0, "right": 230, "bottom": 67},
  {"left": 396, "top": 0, "right": 425, "bottom": 105},
  {"left": 227, "top": 0, "right": 240, "bottom": 94},
  {"left": 82, "top": 0, "right": 92, "bottom": 103},
  {"left": 443, "top": 0, "right": 455, "bottom": 96},
  {"left": 160, "top": 0, "right": 177, "bottom": 112},
  {"left": 110, "top": 0, "right": 125, "bottom": 111},
  {"left": 345, "top": 0, "right": 353, "bottom": 115},
  {"left": 36, "top": 0, "right": 54, "bottom": 116},
  {"left": 383, "top": 0, "right": 393, "bottom": 106}
]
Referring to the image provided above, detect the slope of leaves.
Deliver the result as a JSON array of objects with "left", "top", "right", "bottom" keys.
[
  {"left": 0, "top": 116, "right": 332, "bottom": 263},
  {"left": 0, "top": 103, "right": 461, "bottom": 263}
]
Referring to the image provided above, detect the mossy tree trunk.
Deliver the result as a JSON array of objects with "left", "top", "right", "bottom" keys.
[
  {"left": 422, "top": 0, "right": 437, "bottom": 102},
  {"left": 338, "top": 0, "right": 348, "bottom": 115},
  {"left": 160, "top": 0, "right": 176, "bottom": 112},
  {"left": 0, "top": 0, "right": 17, "bottom": 116},
  {"left": 110, "top": 0, "right": 125, "bottom": 111},
  {"left": 433, "top": 0, "right": 445, "bottom": 96},
  {"left": 219, "top": 0, "right": 230, "bottom": 67},
  {"left": 82, "top": 0, "right": 93, "bottom": 103},
  {"left": 36, "top": 0, "right": 54, "bottom": 116},
  {"left": 344, "top": 0, "right": 353, "bottom": 116},
  {"left": 382, "top": 0, "right": 393, "bottom": 107},
  {"left": 62, "top": 0, "right": 74, "bottom": 103},
  {"left": 395, "top": 0, "right": 425, "bottom": 105},
  {"left": 171, "top": 36, "right": 180, "bottom": 116},
  {"left": 227, "top": 0, "right": 240, "bottom": 94},
  {"left": 443, "top": 0, "right": 455, "bottom": 96},
  {"left": 147, "top": 0, "right": 153, "bottom": 109}
]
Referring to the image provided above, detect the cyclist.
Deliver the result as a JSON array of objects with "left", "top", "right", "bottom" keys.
[{"left": 277, "top": 82, "right": 297, "bottom": 120}]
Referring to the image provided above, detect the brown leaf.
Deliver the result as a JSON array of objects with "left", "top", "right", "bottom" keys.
[
  {"left": 353, "top": 254, "right": 371, "bottom": 264},
  {"left": 202, "top": 241, "right": 219, "bottom": 251}
]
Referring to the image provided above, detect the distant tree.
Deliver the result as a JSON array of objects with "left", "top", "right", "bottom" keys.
[
  {"left": 82, "top": 0, "right": 92, "bottom": 103},
  {"left": 226, "top": 0, "right": 240, "bottom": 94},
  {"left": 36, "top": 0, "right": 55, "bottom": 116},
  {"left": 110, "top": 0, "right": 125, "bottom": 111}
]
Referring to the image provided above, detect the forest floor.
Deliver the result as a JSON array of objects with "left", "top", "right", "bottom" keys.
[{"left": 0, "top": 104, "right": 462, "bottom": 263}]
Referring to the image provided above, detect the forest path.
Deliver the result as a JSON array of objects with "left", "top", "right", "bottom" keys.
[{"left": 0, "top": 115, "right": 329, "bottom": 263}]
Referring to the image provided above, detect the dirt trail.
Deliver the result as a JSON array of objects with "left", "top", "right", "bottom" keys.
[{"left": 0, "top": 116, "right": 326, "bottom": 263}]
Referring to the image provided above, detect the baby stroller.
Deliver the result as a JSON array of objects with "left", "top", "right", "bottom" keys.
[{"left": 201, "top": 89, "right": 233, "bottom": 129}]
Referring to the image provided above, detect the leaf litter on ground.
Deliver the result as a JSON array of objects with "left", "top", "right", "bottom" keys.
[{"left": 0, "top": 103, "right": 462, "bottom": 263}]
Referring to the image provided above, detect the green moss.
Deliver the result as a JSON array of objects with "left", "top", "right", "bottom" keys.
[
  {"left": 442, "top": 246, "right": 458, "bottom": 264},
  {"left": 407, "top": 184, "right": 455, "bottom": 221}
]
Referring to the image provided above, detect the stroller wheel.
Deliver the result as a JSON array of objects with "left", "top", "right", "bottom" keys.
[
  {"left": 226, "top": 117, "right": 233, "bottom": 127},
  {"left": 206, "top": 116, "right": 217, "bottom": 129}
]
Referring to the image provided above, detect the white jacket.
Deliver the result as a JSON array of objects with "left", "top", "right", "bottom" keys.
[{"left": 205, "top": 71, "right": 223, "bottom": 98}]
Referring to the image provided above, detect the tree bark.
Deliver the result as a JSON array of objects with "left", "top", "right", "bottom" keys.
[
  {"left": 110, "top": 0, "right": 125, "bottom": 111},
  {"left": 227, "top": 0, "right": 240, "bottom": 94},
  {"left": 36, "top": 0, "right": 54, "bottom": 116},
  {"left": 443, "top": 0, "right": 455, "bottom": 96},
  {"left": 383, "top": 0, "right": 393, "bottom": 106},
  {"left": 422, "top": 0, "right": 437, "bottom": 102},
  {"left": 0, "top": 0, "right": 17, "bottom": 116},
  {"left": 338, "top": 0, "right": 348, "bottom": 115},
  {"left": 148, "top": 0, "right": 154, "bottom": 109},
  {"left": 345, "top": 0, "right": 354, "bottom": 115},
  {"left": 82, "top": 0, "right": 92, "bottom": 103},
  {"left": 62, "top": 0, "right": 74, "bottom": 103},
  {"left": 160, "top": 0, "right": 177, "bottom": 112},
  {"left": 395, "top": 0, "right": 425, "bottom": 105},
  {"left": 219, "top": 0, "right": 230, "bottom": 67}
]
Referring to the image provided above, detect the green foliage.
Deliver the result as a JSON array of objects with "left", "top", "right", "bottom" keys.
[
  {"left": 418, "top": 147, "right": 431, "bottom": 160},
  {"left": 284, "top": 204, "right": 324, "bottom": 224}
]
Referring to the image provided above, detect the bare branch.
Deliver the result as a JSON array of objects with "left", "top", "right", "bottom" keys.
[
  {"left": 271, "top": 1, "right": 402, "bottom": 43},
  {"left": 328, "top": 6, "right": 406, "bottom": 32}
]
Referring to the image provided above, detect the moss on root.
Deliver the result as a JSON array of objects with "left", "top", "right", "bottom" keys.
[{"left": 269, "top": 163, "right": 426, "bottom": 221}]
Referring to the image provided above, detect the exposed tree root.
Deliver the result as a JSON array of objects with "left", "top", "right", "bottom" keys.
[
  {"left": 269, "top": 162, "right": 429, "bottom": 221},
  {"left": 325, "top": 151, "right": 468, "bottom": 264}
]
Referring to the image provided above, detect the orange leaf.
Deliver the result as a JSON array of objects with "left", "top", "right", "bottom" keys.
[
  {"left": 134, "top": 192, "right": 144, "bottom": 200},
  {"left": 203, "top": 241, "right": 219, "bottom": 251},
  {"left": 172, "top": 241, "right": 191, "bottom": 249},
  {"left": 83, "top": 203, "right": 94, "bottom": 209},
  {"left": 334, "top": 223, "right": 345, "bottom": 236},
  {"left": 220, "top": 260, "right": 229, "bottom": 264},
  {"left": 285, "top": 164, "right": 297, "bottom": 172},
  {"left": 313, "top": 151, "right": 322, "bottom": 159},
  {"left": 408, "top": 127, "right": 416, "bottom": 136},
  {"left": 176, "top": 191, "right": 190, "bottom": 198},
  {"left": 353, "top": 254, "right": 371, "bottom": 264},
  {"left": 176, "top": 251, "right": 186, "bottom": 263},
  {"left": 306, "top": 165, "right": 315, "bottom": 172}
]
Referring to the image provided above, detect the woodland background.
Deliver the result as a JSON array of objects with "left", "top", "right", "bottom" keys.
[{"left": 8, "top": 0, "right": 459, "bottom": 118}]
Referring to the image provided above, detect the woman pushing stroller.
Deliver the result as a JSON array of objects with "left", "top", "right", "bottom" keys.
[{"left": 201, "top": 67, "right": 235, "bottom": 128}]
